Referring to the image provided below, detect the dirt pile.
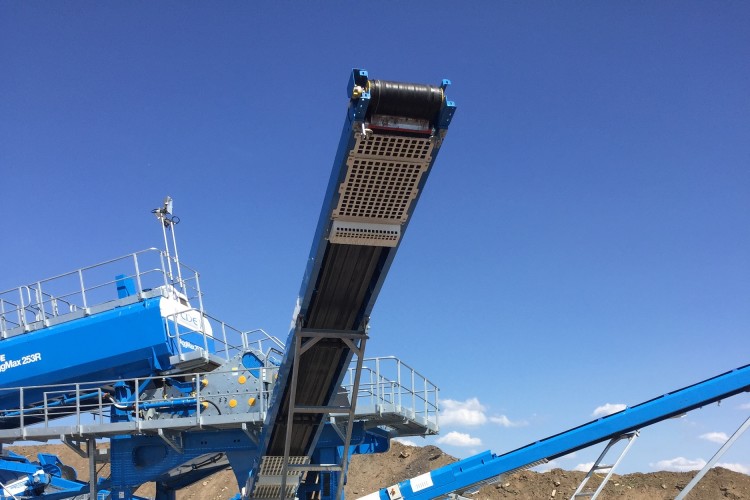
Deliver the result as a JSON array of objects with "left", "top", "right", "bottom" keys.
[
  {"left": 8, "top": 441, "right": 750, "bottom": 499},
  {"left": 347, "top": 442, "right": 750, "bottom": 500}
]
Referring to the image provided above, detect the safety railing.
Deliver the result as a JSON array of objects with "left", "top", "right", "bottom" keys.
[
  {"left": 0, "top": 356, "right": 437, "bottom": 440},
  {"left": 0, "top": 366, "right": 277, "bottom": 439},
  {"left": 344, "top": 356, "right": 439, "bottom": 429},
  {"left": 165, "top": 311, "right": 286, "bottom": 365},
  {"left": 0, "top": 248, "right": 200, "bottom": 339}
]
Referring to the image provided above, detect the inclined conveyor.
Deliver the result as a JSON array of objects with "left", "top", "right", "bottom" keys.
[
  {"left": 249, "top": 69, "right": 455, "bottom": 499},
  {"left": 358, "top": 364, "right": 750, "bottom": 500}
]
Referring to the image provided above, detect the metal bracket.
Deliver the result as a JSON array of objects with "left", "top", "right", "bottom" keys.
[
  {"left": 157, "top": 428, "right": 184, "bottom": 454},
  {"left": 61, "top": 435, "right": 89, "bottom": 459},
  {"left": 571, "top": 431, "right": 639, "bottom": 499},
  {"left": 242, "top": 423, "right": 259, "bottom": 446},
  {"left": 328, "top": 416, "right": 347, "bottom": 443}
]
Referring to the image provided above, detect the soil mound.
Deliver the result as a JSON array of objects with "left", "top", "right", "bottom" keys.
[{"left": 8, "top": 441, "right": 750, "bottom": 499}]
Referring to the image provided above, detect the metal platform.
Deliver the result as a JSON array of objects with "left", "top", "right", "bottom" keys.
[{"left": 0, "top": 354, "right": 438, "bottom": 445}]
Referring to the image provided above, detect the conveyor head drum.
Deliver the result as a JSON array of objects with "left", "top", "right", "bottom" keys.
[{"left": 367, "top": 80, "right": 445, "bottom": 123}]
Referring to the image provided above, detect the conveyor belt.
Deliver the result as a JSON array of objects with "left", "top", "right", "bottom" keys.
[
  {"left": 250, "top": 69, "right": 455, "bottom": 497},
  {"left": 359, "top": 363, "right": 750, "bottom": 500},
  {"left": 306, "top": 244, "right": 386, "bottom": 331}
]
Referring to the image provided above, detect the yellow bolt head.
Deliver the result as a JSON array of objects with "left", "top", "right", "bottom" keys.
[
  {"left": 229, "top": 399, "right": 237, "bottom": 408},
  {"left": 238, "top": 375, "right": 247, "bottom": 385},
  {"left": 248, "top": 397, "right": 256, "bottom": 406}
]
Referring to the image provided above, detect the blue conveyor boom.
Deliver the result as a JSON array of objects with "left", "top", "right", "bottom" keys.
[
  {"left": 254, "top": 69, "right": 456, "bottom": 481},
  {"left": 359, "top": 363, "right": 750, "bottom": 500}
]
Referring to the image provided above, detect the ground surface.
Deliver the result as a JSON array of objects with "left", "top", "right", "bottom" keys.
[{"left": 8, "top": 441, "right": 750, "bottom": 499}]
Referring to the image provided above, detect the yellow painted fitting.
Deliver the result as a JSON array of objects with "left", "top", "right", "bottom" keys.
[
  {"left": 248, "top": 397, "right": 256, "bottom": 406},
  {"left": 201, "top": 378, "right": 208, "bottom": 387},
  {"left": 229, "top": 399, "right": 237, "bottom": 408},
  {"left": 352, "top": 86, "right": 363, "bottom": 99},
  {"left": 238, "top": 375, "right": 247, "bottom": 385},
  {"left": 201, "top": 401, "right": 208, "bottom": 409}
]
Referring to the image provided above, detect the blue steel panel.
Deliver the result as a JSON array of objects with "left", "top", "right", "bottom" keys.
[
  {"left": 116, "top": 274, "right": 136, "bottom": 298},
  {"left": 0, "top": 297, "right": 173, "bottom": 411},
  {"left": 106, "top": 430, "right": 259, "bottom": 492}
]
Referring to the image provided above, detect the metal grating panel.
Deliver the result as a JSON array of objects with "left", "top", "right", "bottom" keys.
[
  {"left": 258, "top": 455, "right": 309, "bottom": 476},
  {"left": 354, "top": 134, "right": 434, "bottom": 160},
  {"left": 333, "top": 158, "right": 428, "bottom": 223},
  {"left": 251, "top": 456, "right": 310, "bottom": 500},
  {"left": 252, "top": 484, "right": 297, "bottom": 499},
  {"left": 329, "top": 221, "right": 400, "bottom": 247}
]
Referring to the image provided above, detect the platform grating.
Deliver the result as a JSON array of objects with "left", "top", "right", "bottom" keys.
[
  {"left": 354, "top": 134, "right": 433, "bottom": 160},
  {"left": 333, "top": 158, "right": 428, "bottom": 223},
  {"left": 252, "top": 484, "right": 298, "bottom": 499},
  {"left": 258, "top": 455, "right": 309, "bottom": 476},
  {"left": 329, "top": 221, "right": 400, "bottom": 247}
]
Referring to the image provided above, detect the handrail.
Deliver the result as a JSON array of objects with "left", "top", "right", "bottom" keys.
[
  {"left": 0, "top": 356, "right": 438, "bottom": 439},
  {"left": 344, "top": 356, "right": 439, "bottom": 428},
  {"left": 0, "top": 367, "right": 274, "bottom": 434},
  {"left": 0, "top": 248, "right": 204, "bottom": 339},
  {"left": 164, "top": 311, "right": 285, "bottom": 363}
]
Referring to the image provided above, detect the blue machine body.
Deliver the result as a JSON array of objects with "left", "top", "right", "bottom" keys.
[
  {"left": 0, "top": 298, "right": 169, "bottom": 417},
  {"left": 0, "top": 297, "right": 167, "bottom": 385}
]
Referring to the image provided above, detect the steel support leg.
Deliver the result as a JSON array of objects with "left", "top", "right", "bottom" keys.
[
  {"left": 571, "top": 431, "right": 639, "bottom": 500},
  {"left": 674, "top": 414, "right": 750, "bottom": 500},
  {"left": 88, "top": 438, "right": 97, "bottom": 499},
  {"left": 333, "top": 335, "right": 366, "bottom": 500}
]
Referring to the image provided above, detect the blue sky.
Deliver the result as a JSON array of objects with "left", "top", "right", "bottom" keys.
[{"left": 2, "top": 2, "right": 749, "bottom": 475}]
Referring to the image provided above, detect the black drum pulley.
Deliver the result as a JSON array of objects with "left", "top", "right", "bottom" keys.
[{"left": 366, "top": 80, "right": 444, "bottom": 123}]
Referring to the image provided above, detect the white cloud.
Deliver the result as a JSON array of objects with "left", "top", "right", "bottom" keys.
[
  {"left": 392, "top": 438, "right": 418, "bottom": 447},
  {"left": 440, "top": 398, "right": 487, "bottom": 427},
  {"left": 716, "top": 463, "right": 750, "bottom": 474},
  {"left": 650, "top": 457, "right": 706, "bottom": 472},
  {"left": 436, "top": 431, "right": 482, "bottom": 447},
  {"left": 699, "top": 432, "right": 728, "bottom": 444},
  {"left": 650, "top": 458, "right": 750, "bottom": 474},
  {"left": 574, "top": 462, "right": 596, "bottom": 472},
  {"left": 489, "top": 414, "right": 528, "bottom": 428},
  {"left": 592, "top": 403, "right": 627, "bottom": 418}
]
